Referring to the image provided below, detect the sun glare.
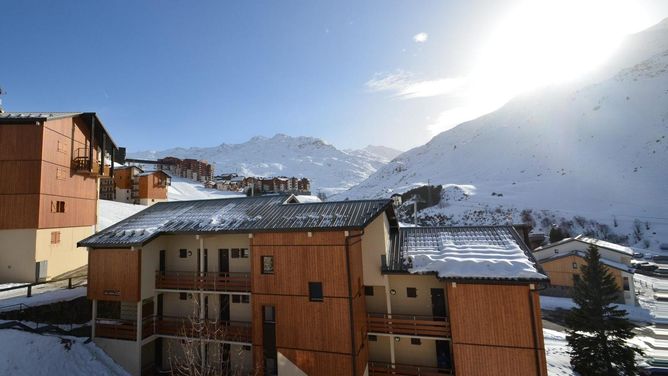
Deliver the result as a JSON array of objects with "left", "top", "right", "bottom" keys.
[{"left": 472, "top": 0, "right": 650, "bottom": 95}]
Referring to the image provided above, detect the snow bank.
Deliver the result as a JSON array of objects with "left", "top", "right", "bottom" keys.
[
  {"left": 0, "top": 330, "right": 128, "bottom": 376},
  {"left": 168, "top": 177, "right": 244, "bottom": 201},
  {"left": 540, "top": 296, "right": 652, "bottom": 324}
]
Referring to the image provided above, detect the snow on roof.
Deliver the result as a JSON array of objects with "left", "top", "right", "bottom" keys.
[
  {"left": 540, "top": 250, "right": 634, "bottom": 273},
  {"left": 391, "top": 226, "right": 547, "bottom": 281},
  {"left": 293, "top": 195, "right": 322, "bottom": 203},
  {"left": 535, "top": 235, "right": 634, "bottom": 256}
]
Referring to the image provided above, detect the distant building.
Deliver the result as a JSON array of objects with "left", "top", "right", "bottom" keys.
[
  {"left": 157, "top": 157, "right": 213, "bottom": 182},
  {"left": 100, "top": 176, "right": 115, "bottom": 200},
  {"left": 241, "top": 176, "right": 311, "bottom": 195},
  {"left": 111, "top": 167, "right": 170, "bottom": 206},
  {"left": 0, "top": 112, "right": 120, "bottom": 282},
  {"left": 533, "top": 235, "right": 636, "bottom": 305}
]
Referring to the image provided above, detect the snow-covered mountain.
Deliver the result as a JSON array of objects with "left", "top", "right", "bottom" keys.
[
  {"left": 129, "top": 135, "right": 400, "bottom": 195},
  {"left": 338, "top": 19, "right": 668, "bottom": 250}
]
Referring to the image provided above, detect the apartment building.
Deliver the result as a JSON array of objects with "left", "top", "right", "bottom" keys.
[
  {"left": 533, "top": 235, "right": 636, "bottom": 305},
  {"left": 112, "top": 166, "right": 170, "bottom": 206},
  {"left": 80, "top": 195, "right": 548, "bottom": 376},
  {"left": 0, "top": 112, "right": 119, "bottom": 282},
  {"left": 156, "top": 157, "right": 213, "bottom": 182}
]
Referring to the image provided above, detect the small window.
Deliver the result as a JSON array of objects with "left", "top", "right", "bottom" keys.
[
  {"left": 261, "top": 256, "right": 274, "bottom": 274},
  {"left": 50, "top": 231, "right": 61, "bottom": 244},
  {"left": 407, "top": 287, "right": 417, "bottom": 298},
  {"left": 51, "top": 201, "right": 66, "bottom": 213},
  {"left": 309, "top": 282, "right": 323, "bottom": 302},
  {"left": 179, "top": 293, "right": 188, "bottom": 300},
  {"left": 368, "top": 335, "right": 377, "bottom": 342},
  {"left": 364, "top": 286, "right": 374, "bottom": 296},
  {"left": 56, "top": 168, "right": 66, "bottom": 180},
  {"left": 231, "top": 249, "right": 240, "bottom": 258},
  {"left": 411, "top": 338, "right": 422, "bottom": 345},
  {"left": 623, "top": 277, "right": 630, "bottom": 291},
  {"left": 57, "top": 140, "right": 67, "bottom": 153},
  {"left": 554, "top": 249, "right": 559, "bottom": 254},
  {"left": 263, "top": 306, "right": 275, "bottom": 323},
  {"left": 241, "top": 249, "right": 250, "bottom": 258},
  {"left": 179, "top": 249, "right": 187, "bottom": 258},
  {"left": 232, "top": 295, "right": 241, "bottom": 303},
  {"left": 572, "top": 262, "right": 578, "bottom": 269},
  {"left": 241, "top": 295, "right": 250, "bottom": 304}
]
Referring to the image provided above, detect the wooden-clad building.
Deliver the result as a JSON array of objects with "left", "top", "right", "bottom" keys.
[
  {"left": 0, "top": 112, "right": 120, "bottom": 282},
  {"left": 108, "top": 167, "right": 170, "bottom": 206},
  {"left": 80, "top": 195, "right": 548, "bottom": 376}
]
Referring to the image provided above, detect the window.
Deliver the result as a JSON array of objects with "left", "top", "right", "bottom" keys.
[
  {"left": 572, "top": 262, "right": 578, "bottom": 269},
  {"left": 241, "top": 295, "right": 250, "bottom": 304},
  {"left": 309, "top": 282, "right": 323, "bottom": 302},
  {"left": 406, "top": 287, "right": 417, "bottom": 298},
  {"left": 232, "top": 295, "right": 241, "bottom": 303},
  {"left": 554, "top": 249, "right": 559, "bottom": 254},
  {"left": 179, "top": 293, "right": 188, "bottom": 300},
  {"left": 51, "top": 201, "right": 65, "bottom": 213},
  {"left": 263, "top": 306, "right": 275, "bottom": 323},
  {"left": 57, "top": 140, "right": 67, "bottom": 153},
  {"left": 364, "top": 286, "right": 374, "bottom": 296},
  {"left": 50, "top": 231, "right": 61, "bottom": 244},
  {"left": 179, "top": 249, "right": 187, "bottom": 258},
  {"left": 262, "top": 256, "right": 274, "bottom": 274},
  {"left": 623, "top": 277, "right": 630, "bottom": 291},
  {"left": 231, "top": 248, "right": 240, "bottom": 258},
  {"left": 241, "top": 248, "right": 250, "bottom": 258},
  {"left": 368, "top": 335, "right": 377, "bottom": 342},
  {"left": 56, "top": 168, "right": 66, "bottom": 180},
  {"left": 411, "top": 338, "right": 422, "bottom": 345}
]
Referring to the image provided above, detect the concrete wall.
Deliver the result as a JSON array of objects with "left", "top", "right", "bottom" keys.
[
  {"left": 115, "top": 188, "right": 132, "bottom": 203},
  {"left": 0, "top": 228, "right": 36, "bottom": 282},
  {"left": 367, "top": 335, "right": 391, "bottom": 363},
  {"left": 364, "top": 285, "right": 388, "bottom": 314},
  {"left": 394, "top": 337, "right": 438, "bottom": 367},
  {"left": 96, "top": 337, "right": 141, "bottom": 376},
  {"left": 387, "top": 274, "right": 446, "bottom": 316},
  {"left": 361, "top": 214, "right": 390, "bottom": 286}
]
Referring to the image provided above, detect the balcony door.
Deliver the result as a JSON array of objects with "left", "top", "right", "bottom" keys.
[
  {"left": 430, "top": 288, "right": 446, "bottom": 319},
  {"left": 159, "top": 250, "right": 165, "bottom": 273},
  {"left": 219, "top": 249, "right": 229, "bottom": 273}
]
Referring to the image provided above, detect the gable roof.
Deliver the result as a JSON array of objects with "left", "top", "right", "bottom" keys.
[
  {"left": 539, "top": 250, "right": 634, "bottom": 273},
  {"left": 79, "top": 196, "right": 394, "bottom": 248},
  {"left": 386, "top": 226, "right": 548, "bottom": 282},
  {"left": 534, "top": 235, "right": 634, "bottom": 256}
]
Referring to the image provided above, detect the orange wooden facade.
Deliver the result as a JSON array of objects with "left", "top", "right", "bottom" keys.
[
  {"left": 0, "top": 116, "right": 104, "bottom": 230},
  {"left": 540, "top": 254, "right": 625, "bottom": 288},
  {"left": 446, "top": 283, "right": 547, "bottom": 376},
  {"left": 251, "top": 230, "right": 368, "bottom": 376},
  {"left": 88, "top": 248, "right": 141, "bottom": 302},
  {"left": 138, "top": 171, "right": 168, "bottom": 200}
]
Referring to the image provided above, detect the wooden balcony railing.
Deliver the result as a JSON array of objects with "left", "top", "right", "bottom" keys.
[
  {"left": 369, "top": 362, "right": 452, "bottom": 376},
  {"left": 96, "top": 316, "right": 252, "bottom": 344},
  {"left": 95, "top": 318, "right": 137, "bottom": 341},
  {"left": 143, "top": 315, "right": 252, "bottom": 343},
  {"left": 155, "top": 271, "right": 251, "bottom": 292},
  {"left": 367, "top": 313, "right": 451, "bottom": 338}
]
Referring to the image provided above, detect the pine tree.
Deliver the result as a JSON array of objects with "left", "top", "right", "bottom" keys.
[
  {"left": 549, "top": 227, "right": 566, "bottom": 243},
  {"left": 565, "top": 244, "right": 643, "bottom": 375}
]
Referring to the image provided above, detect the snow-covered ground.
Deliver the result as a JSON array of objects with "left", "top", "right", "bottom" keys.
[
  {"left": 97, "top": 200, "right": 145, "bottom": 231},
  {"left": 541, "top": 295, "right": 653, "bottom": 324},
  {"left": 0, "top": 286, "right": 86, "bottom": 312},
  {"left": 544, "top": 329, "right": 574, "bottom": 376},
  {"left": 167, "top": 176, "right": 244, "bottom": 201},
  {"left": 0, "top": 330, "right": 128, "bottom": 376}
]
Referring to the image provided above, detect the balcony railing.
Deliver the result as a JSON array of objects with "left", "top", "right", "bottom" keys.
[
  {"left": 155, "top": 271, "right": 251, "bottom": 292},
  {"left": 369, "top": 362, "right": 452, "bottom": 376},
  {"left": 367, "top": 313, "right": 451, "bottom": 338},
  {"left": 96, "top": 316, "right": 252, "bottom": 344}
]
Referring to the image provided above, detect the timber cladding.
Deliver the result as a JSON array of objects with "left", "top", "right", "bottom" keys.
[
  {"left": 540, "top": 254, "right": 625, "bottom": 288},
  {"left": 88, "top": 248, "right": 141, "bottom": 302},
  {"left": 447, "top": 283, "right": 547, "bottom": 376}
]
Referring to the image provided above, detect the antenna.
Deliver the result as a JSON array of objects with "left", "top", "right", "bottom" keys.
[{"left": 0, "top": 86, "right": 5, "bottom": 113}]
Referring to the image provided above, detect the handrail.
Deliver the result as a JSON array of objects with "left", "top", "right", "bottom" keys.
[
  {"left": 155, "top": 271, "right": 251, "bottom": 292},
  {"left": 367, "top": 313, "right": 451, "bottom": 338},
  {"left": 369, "top": 361, "right": 452, "bottom": 376}
]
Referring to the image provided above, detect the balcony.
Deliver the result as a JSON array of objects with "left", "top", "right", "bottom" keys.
[
  {"left": 369, "top": 362, "right": 452, "bottom": 376},
  {"left": 95, "top": 316, "right": 252, "bottom": 343},
  {"left": 155, "top": 271, "right": 251, "bottom": 293},
  {"left": 73, "top": 148, "right": 110, "bottom": 177},
  {"left": 367, "top": 313, "right": 450, "bottom": 339}
]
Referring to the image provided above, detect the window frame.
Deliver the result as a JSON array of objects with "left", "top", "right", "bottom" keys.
[
  {"left": 261, "top": 256, "right": 274, "bottom": 274},
  {"left": 308, "top": 282, "right": 324, "bottom": 302},
  {"left": 406, "top": 287, "right": 417, "bottom": 298}
]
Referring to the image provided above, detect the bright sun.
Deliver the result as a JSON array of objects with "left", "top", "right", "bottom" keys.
[{"left": 474, "top": 0, "right": 651, "bottom": 93}]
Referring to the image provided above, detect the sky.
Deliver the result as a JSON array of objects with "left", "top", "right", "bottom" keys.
[{"left": 2, "top": 0, "right": 668, "bottom": 153}]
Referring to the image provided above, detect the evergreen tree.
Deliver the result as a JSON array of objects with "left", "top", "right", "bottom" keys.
[
  {"left": 565, "top": 244, "right": 642, "bottom": 375},
  {"left": 549, "top": 226, "right": 566, "bottom": 243}
]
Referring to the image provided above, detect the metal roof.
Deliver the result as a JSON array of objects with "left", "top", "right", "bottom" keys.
[
  {"left": 385, "top": 226, "right": 548, "bottom": 282},
  {"left": 80, "top": 196, "right": 393, "bottom": 248},
  {"left": 0, "top": 112, "right": 83, "bottom": 122}
]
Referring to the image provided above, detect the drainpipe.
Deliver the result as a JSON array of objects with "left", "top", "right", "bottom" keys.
[
  {"left": 528, "top": 284, "right": 544, "bottom": 376},
  {"left": 384, "top": 275, "right": 396, "bottom": 365},
  {"left": 345, "top": 231, "right": 364, "bottom": 376},
  {"left": 198, "top": 235, "right": 206, "bottom": 371}
]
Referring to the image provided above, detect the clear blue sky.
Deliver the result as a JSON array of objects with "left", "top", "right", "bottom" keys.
[{"left": 2, "top": 1, "right": 668, "bottom": 152}]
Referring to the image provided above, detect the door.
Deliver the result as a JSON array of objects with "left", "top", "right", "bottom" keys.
[
  {"left": 436, "top": 340, "right": 452, "bottom": 370},
  {"left": 157, "top": 294, "right": 164, "bottom": 317},
  {"left": 159, "top": 250, "right": 166, "bottom": 273},
  {"left": 431, "top": 288, "right": 446, "bottom": 319},
  {"left": 219, "top": 249, "right": 229, "bottom": 273}
]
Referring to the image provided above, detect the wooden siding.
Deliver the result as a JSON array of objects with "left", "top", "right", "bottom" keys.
[
  {"left": 540, "top": 254, "right": 625, "bottom": 288},
  {"left": 114, "top": 168, "right": 134, "bottom": 190},
  {"left": 0, "top": 161, "right": 42, "bottom": 194},
  {"left": 88, "top": 249, "right": 141, "bottom": 302},
  {"left": 38, "top": 194, "right": 97, "bottom": 229},
  {"left": 0, "top": 124, "right": 43, "bottom": 161},
  {"left": 138, "top": 173, "right": 167, "bottom": 200},
  {"left": 0, "top": 194, "right": 40, "bottom": 228},
  {"left": 251, "top": 230, "right": 367, "bottom": 376},
  {"left": 447, "top": 283, "right": 547, "bottom": 376},
  {"left": 453, "top": 344, "right": 546, "bottom": 376}
]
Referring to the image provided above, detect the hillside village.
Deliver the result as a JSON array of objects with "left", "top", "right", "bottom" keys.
[{"left": 1, "top": 3, "right": 668, "bottom": 376}]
